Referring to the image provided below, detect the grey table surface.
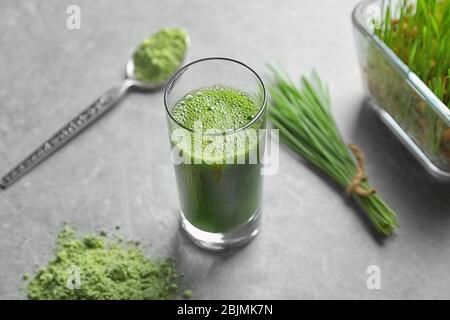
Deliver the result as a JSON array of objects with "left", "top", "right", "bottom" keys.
[{"left": 1, "top": 0, "right": 450, "bottom": 300}]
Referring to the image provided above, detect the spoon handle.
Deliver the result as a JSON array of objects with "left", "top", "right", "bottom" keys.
[{"left": 0, "top": 80, "right": 133, "bottom": 189}]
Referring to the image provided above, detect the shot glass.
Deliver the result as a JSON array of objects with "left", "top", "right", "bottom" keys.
[{"left": 164, "top": 57, "right": 267, "bottom": 250}]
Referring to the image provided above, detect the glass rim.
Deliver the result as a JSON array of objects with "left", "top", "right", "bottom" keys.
[{"left": 163, "top": 57, "right": 267, "bottom": 136}]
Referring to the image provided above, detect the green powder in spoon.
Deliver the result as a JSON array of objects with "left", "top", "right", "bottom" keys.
[
  {"left": 133, "top": 28, "right": 188, "bottom": 84},
  {"left": 25, "top": 226, "right": 187, "bottom": 300}
]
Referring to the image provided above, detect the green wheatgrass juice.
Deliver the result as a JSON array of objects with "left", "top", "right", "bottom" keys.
[{"left": 170, "top": 86, "right": 264, "bottom": 233}]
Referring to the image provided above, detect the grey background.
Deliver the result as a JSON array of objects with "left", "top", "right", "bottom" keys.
[{"left": 1, "top": 0, "right": 450, "bottom": 300}]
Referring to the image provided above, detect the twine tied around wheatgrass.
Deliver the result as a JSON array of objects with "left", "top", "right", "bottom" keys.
[{"left": 346, "top": 143, "right": 376, "bottom": 197}]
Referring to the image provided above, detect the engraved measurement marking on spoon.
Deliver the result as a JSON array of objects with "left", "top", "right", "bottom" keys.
[{"left": 0, "top": 88, "right": 118, "bottom": 187}]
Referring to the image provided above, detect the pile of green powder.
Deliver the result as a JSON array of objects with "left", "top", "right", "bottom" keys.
[
  {"left": 25, "top": 227, "right": 187, "bottom": 300},
  {"left": 133, "top": 28, "right": 188, "bottom": 84}
]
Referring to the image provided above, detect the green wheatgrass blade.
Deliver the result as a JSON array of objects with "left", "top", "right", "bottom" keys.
[
  {"left": 267, "top": 66, "right": 399, "bottom": 236},
  {"left": 375, "top": 0, "right": 450, "bottom": 108}
]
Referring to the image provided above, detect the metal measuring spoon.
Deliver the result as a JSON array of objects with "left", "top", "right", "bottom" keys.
[{"left": 0, "top": 30, "right": 189, "bottom": 189}]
